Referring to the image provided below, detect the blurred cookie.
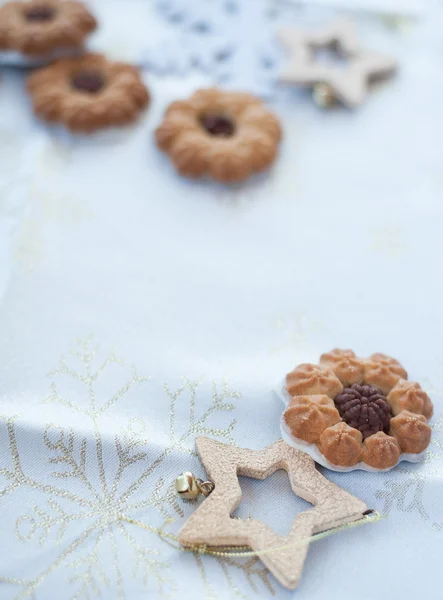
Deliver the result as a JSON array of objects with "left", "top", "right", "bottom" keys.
[
  {"left": 155, "top": 88, "right": 282, "bottom": 183},
  {"left": 27, "top": 53, "right": 150, "bottom": 132},
  {"left": 0, "top": 0, "right": 96, "bottom": 56}
]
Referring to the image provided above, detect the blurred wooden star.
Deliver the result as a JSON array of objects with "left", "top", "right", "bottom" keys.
[
  {"left": 179, "top": 437, "right": 367, "bottom": 590},
  {"left": 278, "top": 17, "right": 397, "bottom": 107}
]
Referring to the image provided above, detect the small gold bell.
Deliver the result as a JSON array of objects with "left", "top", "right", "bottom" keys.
[
  {"left": 175, "top": 472, "right": 214, "bottom": 501},
  {"left": 175, "top": 472, "right": 200, "bottom": 501},
  {"left": 313, "top": 82, "right": 336, "bottom": 108}
]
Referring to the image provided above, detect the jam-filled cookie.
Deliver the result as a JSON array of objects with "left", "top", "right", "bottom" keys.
[
  {"left": 155, "top": 88, "right": 282, "bottom": 183},
  {"left": 27, "top": 53, "right": 150, "bottom": 132},
  {"left": 0, "top": 0, "right": 96, "bottom": 56},
  {"left": 281, "top": 349, "right": 433, "bottom": 471}
]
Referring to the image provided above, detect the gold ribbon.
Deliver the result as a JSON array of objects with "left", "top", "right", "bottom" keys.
[{"left": 120, "top": 510, "right": 384, "bottom": 558}]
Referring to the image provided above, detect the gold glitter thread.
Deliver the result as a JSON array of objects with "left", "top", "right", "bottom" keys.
[
  {"left": 0, "top": 337, "right": 249, "bottom": 599},
  {"left": 194, "top": 554, "right": 217, "bottom": 600},
  {"left": 120, "top": 511, "right": 383, "bottom": 558}
]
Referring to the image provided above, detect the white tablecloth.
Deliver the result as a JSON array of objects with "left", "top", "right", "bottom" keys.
[{"left": 0, "top": 1, "right": 442, "bottom": 599}]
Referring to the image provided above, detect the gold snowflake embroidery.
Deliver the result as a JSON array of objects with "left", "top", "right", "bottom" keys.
[
  {"left": 374, "top": 367, "right": 443, "bottom": 529},
  {"left": 0, "top": 337, "right": 274, "bottom": 599}
]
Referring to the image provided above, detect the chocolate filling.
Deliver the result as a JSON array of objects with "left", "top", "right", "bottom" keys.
[
  {"left": 25, "top": 6, "right": 56, "bottom": 22},
  {"left": 334, "top": 383, "right": 392, "bottom": 439},
  {"left": 71, "top": 71, "right": 105, "bottom": 94},
  {"left": 200, "top": 114, "right": 235, "bottom": 137}
]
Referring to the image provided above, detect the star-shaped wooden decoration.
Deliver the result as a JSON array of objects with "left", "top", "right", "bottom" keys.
[
  {"left": 278, "top": 17, "right": 397, "bottom": 107},
  {"left": 179, "top": 437, "right": 367, "bottom": 590}
]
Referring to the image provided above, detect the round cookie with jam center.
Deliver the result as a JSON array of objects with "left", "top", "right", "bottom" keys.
[
  {"left": 155, "top": 88, "right": 282, "bottom": 183},
  {"left": 27, "top": 53, "right": 150, "bottom": 133},
  {"left": 0, "top": 0, "right": 97, "bottom": 56}
]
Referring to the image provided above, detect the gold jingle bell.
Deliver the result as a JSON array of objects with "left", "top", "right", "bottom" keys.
[
  {"left": 175, "top": 472, "right": 214, "bottom": 501},
  {"left": 312, "top": 82, "right": 336, "bottom": 108}
]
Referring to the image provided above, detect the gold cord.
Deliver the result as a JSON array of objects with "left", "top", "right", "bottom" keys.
[{"left": 120, "top": 511, "right": 384, "bottom": 558}]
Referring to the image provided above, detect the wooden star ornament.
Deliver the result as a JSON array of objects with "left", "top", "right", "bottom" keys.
[
  {"left": 179, "top": 437, "right": 367, "bottom": 590},
  {"left": 278, "top": 17, "right": 397, "bottom": 108}
]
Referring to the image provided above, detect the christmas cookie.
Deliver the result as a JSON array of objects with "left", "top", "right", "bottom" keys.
[
  {"left": 280, "top": 349, "right": 433, "bottom": 471},
  {"left": 155, "top": 88, "right": 282, "bottom": 183},
  {"left": 27, "top": 53, "right": 150, "bottom": 132},
  {"left": 0, "top": 0, "right": 96, "bottom": 56}
]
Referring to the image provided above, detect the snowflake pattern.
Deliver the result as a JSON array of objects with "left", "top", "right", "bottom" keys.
[
  {"left": 143, "top": 0, "right": 284, "bottom": 97},
  {"left": 142, "top": 0, "right": 412, "bottom": 98},
  {"left": 0, "top": 337, "right": 274, "bottom": 599},
  {"left": 373, "top": 367, "right": 443, "bottom": 530}
]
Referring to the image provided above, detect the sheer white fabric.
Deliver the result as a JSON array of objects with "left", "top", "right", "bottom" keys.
[{"left": 0, "top": 2, "right": 442, "bottom": 599}]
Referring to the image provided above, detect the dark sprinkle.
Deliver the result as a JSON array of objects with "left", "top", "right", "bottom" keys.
[
  {"left": 334, "top": 383, "right": 392, "bottom": 439},
  {"left": 25, "top": 6, "right": 56, "bottom": 22},
  {"left": 200, "top": 114, "right": 235, "bottom": 137},
  {"left": 71, "top": 71, "right": 105, "bottom": 94}
]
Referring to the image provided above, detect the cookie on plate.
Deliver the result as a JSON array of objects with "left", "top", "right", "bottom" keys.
[{"left": 281, "top": 349, "right": 433, "bottom": 471}]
